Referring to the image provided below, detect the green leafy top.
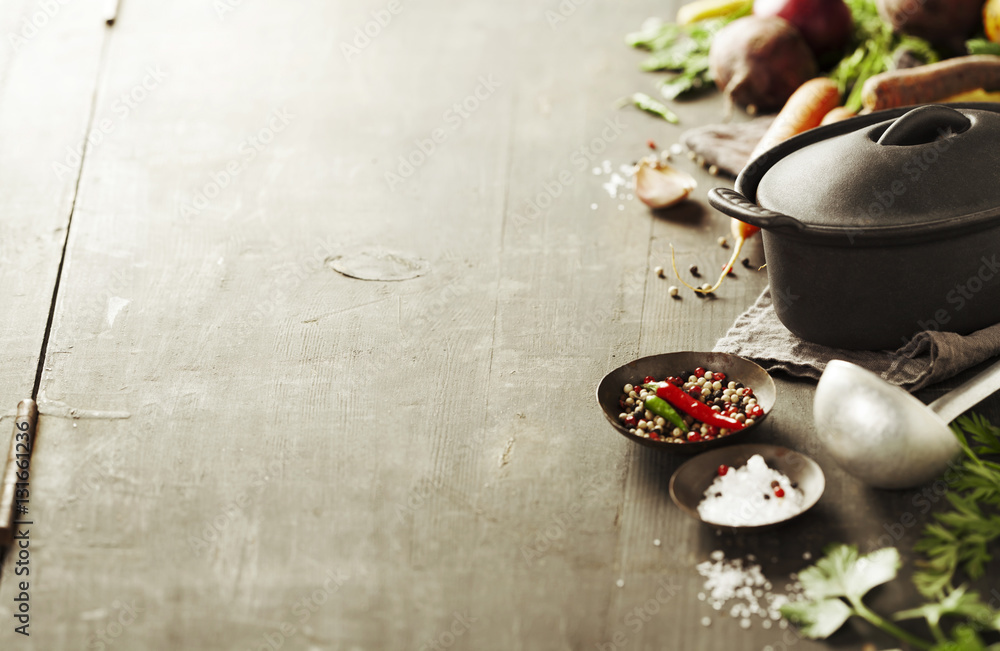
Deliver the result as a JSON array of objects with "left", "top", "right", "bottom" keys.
[
  {"left": 827, "top": 0, "right": 940, "bottom": 112},
  {"left": 914, "top": 414, "right": 1000, "bottom": 599},
  {"left": 625, "top": 12, "right": 745, "bottom": 101}
]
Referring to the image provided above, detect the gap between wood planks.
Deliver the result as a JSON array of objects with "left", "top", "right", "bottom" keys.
[{"left": 30, "top": 27, "right": 115, "bottom": 402}]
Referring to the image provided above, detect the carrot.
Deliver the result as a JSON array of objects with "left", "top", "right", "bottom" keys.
[
  {"left": 820, "top": 105, "right": 856, "bottom": 125},
  {"left": 749, "top": 78, "right": 840, "bottom": 160},
  {"left": 861, "top": 55, "right": 1000, "bottom": 112},
  {"left": 674, "top": 78, "right": 840, "bottom": 295}
]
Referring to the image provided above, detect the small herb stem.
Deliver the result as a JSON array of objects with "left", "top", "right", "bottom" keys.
[
  {"left": 928, "top": 620, "right": 946, "bottom": 645},
  {"left": 848, "top": 598, "right": 932, "bottom": 651}
]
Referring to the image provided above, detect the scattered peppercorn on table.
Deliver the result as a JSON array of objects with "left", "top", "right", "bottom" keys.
[{"left": 0, "top": 1, "right": 997, "bottom": 649}]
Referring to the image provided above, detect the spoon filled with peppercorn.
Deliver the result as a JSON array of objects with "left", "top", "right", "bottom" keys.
[
  {"left": 814, "top": 358, "right": 1000, "bottom": 489},
  {"left": 597, "top": 352, "right": 776, "bottom": 456}
]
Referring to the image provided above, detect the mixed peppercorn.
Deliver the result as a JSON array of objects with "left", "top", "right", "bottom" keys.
[{"left": 617, "top": 367, "right": 764, "bottom": 443}]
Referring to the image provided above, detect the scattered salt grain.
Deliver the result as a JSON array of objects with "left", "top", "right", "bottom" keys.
[
  {"left": 695, "top": 550, "right": 804, "bottom": 632},
  {"left": 653, "top": 538, "right": 661, "bottom": 547},
  {"left": 591, "top": 203, "right": 598, "bottom": 210},
  {"left": 615, "top": 578, "right": 624, "bottom": 588},
  {"left": 701, "top": 617, "right": 712, "bottom": 627},
  {"left": 603, "top": 174, "right": 627, "bottom": 198}
]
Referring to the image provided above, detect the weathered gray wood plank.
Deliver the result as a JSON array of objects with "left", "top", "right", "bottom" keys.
[
  {"left": 0, "top": 0, "right": 110, "bottom": 628},
  {"left": 0, "top": 0, "right": 106, "bottom": 408},
  {"left": 2, "top": 0, "right": 998, "bottom": 649}
]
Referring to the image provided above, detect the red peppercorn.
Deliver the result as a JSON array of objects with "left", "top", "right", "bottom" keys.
[
  {"left": 774, "top": 487, "right": 785, "bottom": 498},
  {"left": 649, "top": 430, "right": 660, "bottom": 440},
  {"left": 706, "top": 425, "right": 719, "bottom": 437},
  {"left": 689, "top": 386, "right": 702, "bottom": 396},
  {"left": 718, "top": 465, "right": 728, "bottom": 476},
  {"left": 750, "top": 405, "right": 764, "bottom": 418},
  {"left": 643, "top": 375, "right": 656, "bottom": 384},
  {"left": 694, "top": 367, "right": 705, "bottom": 378},
  {"left": 687, "top": 432, "right": 702, "bottom": 442},
  {"left": 714, "top": 373, "right": 726, "bottom": 382},
  {"left": 669, "top": 376, "right": 682, "bottom": 386},
  {"left": 647, "top": 139, "right": 657, "bottom": 150},
  {"left": 625, "top": 414, "right": 636, "bottom": 426}
]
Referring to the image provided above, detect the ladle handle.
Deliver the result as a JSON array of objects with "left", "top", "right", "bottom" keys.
[{"left": 929, "top": 356, "right": 1000, "bottom": 424}]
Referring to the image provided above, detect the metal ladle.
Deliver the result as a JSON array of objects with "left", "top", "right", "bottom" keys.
[{"left": 813, "top": 358, "right": 1000, "bottom": 489}]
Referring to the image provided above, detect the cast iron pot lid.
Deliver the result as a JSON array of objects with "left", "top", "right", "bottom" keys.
[{"left": 734, "top": 103, "right": 1000, "bottom": 244}]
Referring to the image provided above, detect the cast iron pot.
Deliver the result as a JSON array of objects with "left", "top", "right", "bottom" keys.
[{"left": 708, "top": 103, "right": 1000, "bottom": 351}]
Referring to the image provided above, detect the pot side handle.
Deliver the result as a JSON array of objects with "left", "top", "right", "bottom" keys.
[{"left": 707, "top": 188, "right": 807, "bottom": 234}]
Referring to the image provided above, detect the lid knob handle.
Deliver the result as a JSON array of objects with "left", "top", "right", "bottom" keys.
[{"left": 876, "top": 105, "right": 971, "bottom": 147}]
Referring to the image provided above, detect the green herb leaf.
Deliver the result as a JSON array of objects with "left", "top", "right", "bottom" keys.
[
  {"left": 967, "top": 39, "right": 1000, "bottom": 57},
  {"left": 780, "top": 598, "right": 853, "bottom": 639},
  {"left": 829, "top": 0, "right": 941, "bottom": 112},
  {"left": 894, "top": 586, "right": 995, "bottom": 630},
  {"left": 928, "top": 623, "right": 997, "bottom": 651},
  {"left": 913, "top": 415, "right": 1000, "bottom": 598},
  {"left": 798, "top": 544, "right": 900, "bottom": 601},
  {"left": 628, "top": 93, "right": 679, "bottom": 123},
  {"left": 626, "top": 15, "right": 738, "bottom": 100}
]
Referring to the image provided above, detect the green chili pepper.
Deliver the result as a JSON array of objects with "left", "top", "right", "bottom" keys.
[{"left": 644, "top": 394, "right": 688, "bottom": 432}]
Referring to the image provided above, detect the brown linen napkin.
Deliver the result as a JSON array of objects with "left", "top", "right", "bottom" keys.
[
  {"left": 680, "top": 117, "right": 775, "bottom": 178},
  {"left": 713, "top": 287, "right": 1000, "bottom": 392}
]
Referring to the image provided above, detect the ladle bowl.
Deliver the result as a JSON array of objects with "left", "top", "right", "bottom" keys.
[{"left": 813, "top": 358, "right": 1000, "bottom": 489}]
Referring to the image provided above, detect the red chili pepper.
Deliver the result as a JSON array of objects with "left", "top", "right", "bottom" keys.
[{"left": 655, "top": 382, "right": 745, "bottom": 431}]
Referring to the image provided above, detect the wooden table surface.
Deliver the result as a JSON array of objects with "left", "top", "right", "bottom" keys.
[{"left": 0, "top": 1, "right": 997, "bottom": 649}]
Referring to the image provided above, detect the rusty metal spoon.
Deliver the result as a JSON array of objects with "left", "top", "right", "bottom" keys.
[{"left": 813, "top": 358, "right": 1000, "bottom": 489}]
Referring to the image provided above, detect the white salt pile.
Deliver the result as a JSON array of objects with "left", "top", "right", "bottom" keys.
[
  {"left": 696, "top": 551, "right": 803, "bottom": 631},
  {"left": 697, "top": 455, "right": 803, "bottom": 527}
]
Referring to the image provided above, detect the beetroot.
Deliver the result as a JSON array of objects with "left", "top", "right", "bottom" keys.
[
  {"left": 876, "top": 0, "right": 986, "bottom": 50},
  {"left": 754, "top": 0, "right": 853, "bottom": 59},
  {"left": 708, "top": 16, "right": 818, "bottom": 113}
]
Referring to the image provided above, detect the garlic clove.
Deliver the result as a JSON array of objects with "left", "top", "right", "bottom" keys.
[{"left": 634, "top": 159, "right": 697, "bottom": 209}]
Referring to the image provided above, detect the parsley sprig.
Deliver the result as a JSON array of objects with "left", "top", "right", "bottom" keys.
[
  {"left": 783, "top": 545, "right": 1000, "bottom": 650},
  {"left": 914, "top": 414, "right": 1000, "bottom": 599},
  {"left": 783, "top": 414, "right": 1000, "bottom": 650}
]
